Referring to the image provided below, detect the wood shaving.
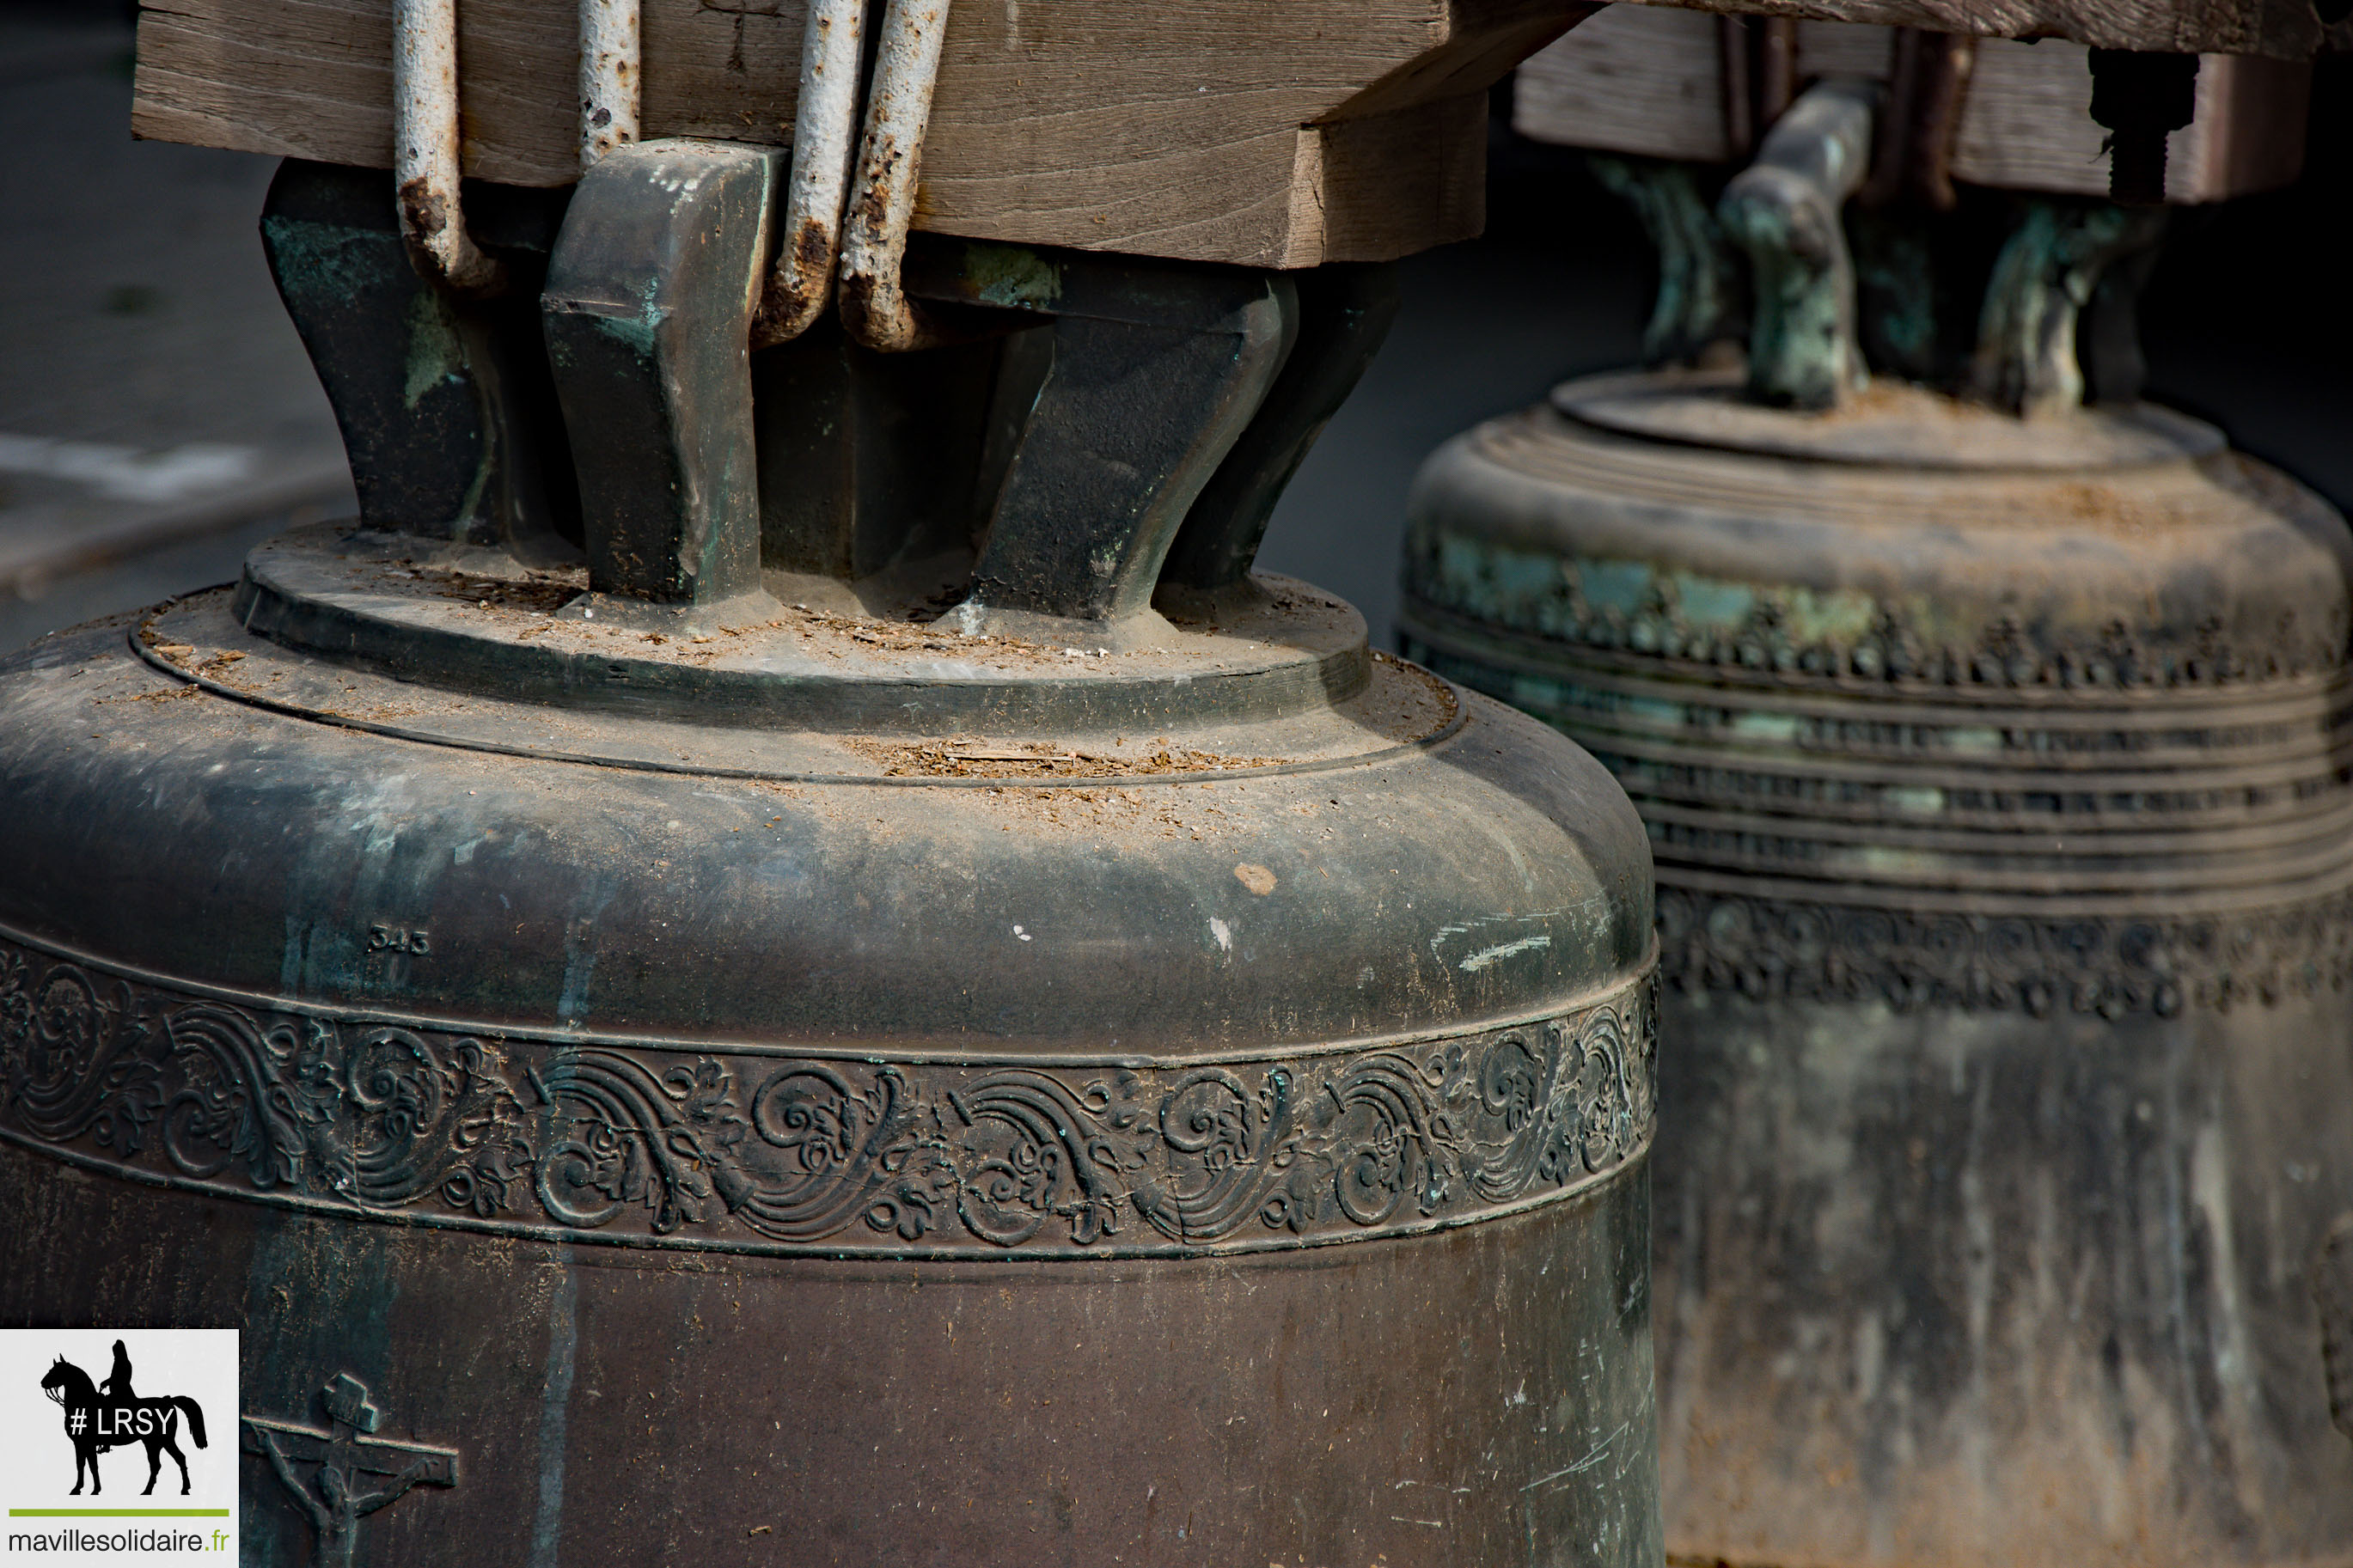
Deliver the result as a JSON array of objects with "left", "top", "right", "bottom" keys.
[{"left": 843, "top": 737, "right": 1285, "bottom": 778}]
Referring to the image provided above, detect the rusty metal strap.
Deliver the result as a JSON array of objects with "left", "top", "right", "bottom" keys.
[
  {"left": 393, "top": 0, "right": 644, "bottom": 296},
  {"left": 838, "top": 0, "right": 956, "bottom": 351},
  {"left": 753, "top": 0, "right": 869, "bottom": 347}
]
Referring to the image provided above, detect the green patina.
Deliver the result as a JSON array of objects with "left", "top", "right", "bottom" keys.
[
  {"left": 1727, "top": 711, "right": 1801, "bottom": 745},
  {"left": 1433, "top": 536, "right": 1892, "bottom": 661},
  {"left": 1971, "top": 199, "right": 2164, "bottom": 418},
  {"left": 1672, "top": 574, "right": 1757, "bottom": 630},
  {"left": 1848, "top": 212, "right": 1942, "bottom": 382},
  {"left": 1623, "top": 694, "right": 1689, "bottom": 729},
  {"left": 1883, "top": 785, "right": 1947, "bottom": 815},
  {"left": 396, "top": 291, "right": 496, "bottom": 530},
  {"left": 1722, "top": 191, "right": 1860, "bottom": 411},
  {"left": 1510, "top": 673, "right": 1564, "bottom": 713},
  {"left": 1769, "top": 583, "right": 1879, "bottom": 645},
  {"left": 959, "top": 242, "right": 1062, "bottom": 311},
  {"left": 1572, "top": 558, "right": 1656, "bottom": 616},
  {"left": 1852, "top": 844, "right": 1941, "bottom": 877},
  {"left": 1485, "top": 548, "right": 1571, "bottom": 606},
  {"left": 1589, "top": 155, "right": 1742, "bottom": 367},
  {"left": 260, "top": 218, "right": 400, "bottom": 306},
  {"left": 400, "top": 289, "right": 467, "bottom": 412},
  {"left": 590, "top": 310, "right": 663, "bottom": 357}
]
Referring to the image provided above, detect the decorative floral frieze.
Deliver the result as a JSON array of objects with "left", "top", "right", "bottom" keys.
[
  {"left": 0, "top": 934, "right": 1653, "bottom": 1258},
  {"left": 1403, "top": 539, "right": 2349, "bottom": 692},
  {"left": 1657, "top": 884, "right": 2353, "bottom": 1018}
]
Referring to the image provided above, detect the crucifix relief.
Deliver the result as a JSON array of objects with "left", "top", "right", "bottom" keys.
[{"left": 241, "top": 1374, "right": 460, "bottom": 1568}]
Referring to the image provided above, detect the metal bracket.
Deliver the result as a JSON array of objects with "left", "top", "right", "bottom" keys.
[{"left": 2088, "top": 49, "right": 2200, "bottom": 206}]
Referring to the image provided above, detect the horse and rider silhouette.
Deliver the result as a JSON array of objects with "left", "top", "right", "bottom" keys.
[{"left": 38, "top": 1340, "right": 209, "bottom": 1496}]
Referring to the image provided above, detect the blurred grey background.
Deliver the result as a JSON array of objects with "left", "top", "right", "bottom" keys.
[{"left": 3, "top": 0, "right": 2346, "bottom": 654}]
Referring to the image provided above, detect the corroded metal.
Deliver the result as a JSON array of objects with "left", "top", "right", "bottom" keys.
[
  {"left": 575, "top": 0, "right": 640, "bottom": 169},
  {"left": 260, "top": 161, "right": 578, "bottom": 552},
  {"left": 1158, "top": 264, "right": 1403, "bottom": 615},
  {"left": 391, "top": 0, "right": 504, "bottom": 296},
  {"left": 1400, "top": 370, "right": 2353, "bottom": 1567},
  {"left": 1586, "top": 156, "right": 1743, "bottom": 368},
  {"left": 932, "top": 256, "right": 1293, "bottom": 631},
  {"left": 1, "top": 575, "right": 1663, "bottom": 1560},
  {"left": 750, "top": 0, "right": 868, "bottom": 347},
  {"left": 836, "top": 0, "right": 955, "bottom": 351},
  {"left": 1970, "top": 198, "right": 2166, "bottom": 414},
  {"left": 1716, "top": 79, "right": 1877, "bottom": 408},
  {"left": 2089, "top": 48, "right": 2201, "bottom": 204}
]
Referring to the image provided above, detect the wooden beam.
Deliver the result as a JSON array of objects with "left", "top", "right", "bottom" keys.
[
  {"left": 1513, "top": 3, "right": 1733, "bottom": 162},
  {"left": 1513, "top": 4, "right": 2310, "bottom": 201},
  {"left": 1622, "top": 0, "right": 2321, "bottom": 62},
  {"left": 131, "top": 0, "right": 1595, "bottom": 267}
]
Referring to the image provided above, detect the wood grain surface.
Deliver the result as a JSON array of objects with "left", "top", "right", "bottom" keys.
[
  {"left": 131, "top": 0, "right": 1594, "bottom": 266},
  {"left": 1515, "top": 4, "right": 2308, "bottom": 200},
  {"left": 1513, "top": 3, "right": 1733, "bottom": 160},
  {"left": 1623, "top": 0, "right": 2319, "bottom": 62}
]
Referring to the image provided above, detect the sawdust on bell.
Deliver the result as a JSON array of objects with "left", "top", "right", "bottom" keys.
[
  {"left": 386, "top": 561, "right": 589, "bottom": 615},
  {"left": 781, "top": 606, "right": 1065, "bottom": 664},
  {"left": 843, "top": 735, "right": 1286, "bottom": 779}
]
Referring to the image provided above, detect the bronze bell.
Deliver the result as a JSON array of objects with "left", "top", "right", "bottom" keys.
[
  {"left": 1403, "top": 40, "right": 2353, "bottom": 1568},
  {"left": 0, "top": 5, "right": 1665, "bottom": 1562}
]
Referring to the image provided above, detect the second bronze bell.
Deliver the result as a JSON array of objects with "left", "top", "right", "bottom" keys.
[{"left": 1403, "top": 18, "right": 2353, "bottom": 1565}]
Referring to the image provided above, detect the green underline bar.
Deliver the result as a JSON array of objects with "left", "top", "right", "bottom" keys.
[{"left": 9, "top": 1508, "right": 231, "bottom": 1516}]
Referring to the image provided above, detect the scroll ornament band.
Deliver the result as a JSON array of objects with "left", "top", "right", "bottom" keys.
[
  {"left": 1407, "top": 452, "right": 2352, "bottom": 691},
  {"left": 0, "top": 934, "right": 1653, "bottom": 1258},
  {"left": 1659, "top": 884, "right": 2353, "bottom": 1018}
]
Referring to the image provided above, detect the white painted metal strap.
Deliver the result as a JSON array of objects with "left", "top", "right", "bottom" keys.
[
  {"left": 754, "top": 0, "right": 868, "bottom": 347},
  {"left": 391, "top": 0, "right": 506, "bottom": 296},
  {"left": 837, "top": 0, "right": 954, "bottom": 352},
  {"left": 578, "top": 0, "right": 641, "bottom": 170}
]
